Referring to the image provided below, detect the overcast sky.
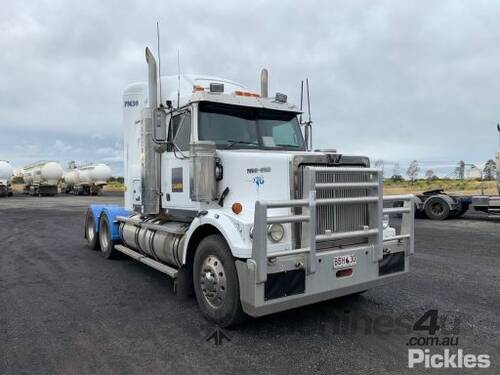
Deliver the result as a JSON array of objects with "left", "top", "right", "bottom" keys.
[{"left": 1, "top": 0, "right": 500, "bottom": 176}]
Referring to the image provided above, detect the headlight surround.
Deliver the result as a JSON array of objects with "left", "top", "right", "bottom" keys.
[
  {"left": 267, "top": 223, "right": 284, "bottom": 242},
  {"left": 382, "top": 214, "right": 390, "bottom": 229}
]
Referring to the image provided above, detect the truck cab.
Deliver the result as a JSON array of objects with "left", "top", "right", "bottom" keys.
[{"left": 85, "top": 48, "right": 415, "bottom": 326}]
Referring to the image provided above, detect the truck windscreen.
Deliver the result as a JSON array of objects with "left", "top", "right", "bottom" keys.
[{"left": 198, "top": 102, "right": 306, "bottom": 150}]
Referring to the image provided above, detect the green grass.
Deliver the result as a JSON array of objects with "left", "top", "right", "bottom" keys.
[{"left": 384, "top": 178, "right": 497, "bottom": 195}]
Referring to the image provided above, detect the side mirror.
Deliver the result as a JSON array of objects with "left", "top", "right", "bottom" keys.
[{"left": 153, "top": 108, "right": 171, "bottom": 143}]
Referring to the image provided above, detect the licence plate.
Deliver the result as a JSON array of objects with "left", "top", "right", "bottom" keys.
[{"left": 333, "top": 254, "right": 357, "bottom": 269}]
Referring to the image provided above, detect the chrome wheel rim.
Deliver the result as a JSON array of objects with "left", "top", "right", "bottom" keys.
[{"left": 200, "top": 255, "right": 226, "bottom": 308}]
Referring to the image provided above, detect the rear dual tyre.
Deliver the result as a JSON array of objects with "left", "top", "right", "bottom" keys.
[
  {"left": 98, "top": 214, "right": 119, "bottom": 259},
  {"left": 424, "top": 197, "right": 450, "bottom": 220},
  {"left": 84, "top": 210, "right": 118, "bottom": 259},
  {"left": 84, "top": 209, "right": 99, "bottom": 250}
]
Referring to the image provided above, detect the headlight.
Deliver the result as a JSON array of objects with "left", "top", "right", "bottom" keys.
[
  {"left": 267, "top": 223, "right": 284, "bottom": 242},
  {"left": 382, "top": 214, "right": 390, "bottom": 229}
]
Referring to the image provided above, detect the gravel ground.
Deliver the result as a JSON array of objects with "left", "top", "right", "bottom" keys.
[{"left": 0, "top": 194, "right": 499, "bottom": 374}]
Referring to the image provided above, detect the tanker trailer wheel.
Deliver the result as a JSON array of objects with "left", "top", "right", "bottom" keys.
[
  {"left": 193, "top": 234, "right": 244, "bottom": 327},
  {"left": 98, "top": 214, "right": 118, "bottom": 259},
  {"left": 84, "top": 209, "right": 100, "bottom": 250},
  {"left": 424, "top": 197, "right": 450, "bottom": 220}
]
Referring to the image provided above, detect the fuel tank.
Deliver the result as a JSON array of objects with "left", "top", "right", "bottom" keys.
[{"left": 119, "top": 216, "right": 189, "bottom": 268}]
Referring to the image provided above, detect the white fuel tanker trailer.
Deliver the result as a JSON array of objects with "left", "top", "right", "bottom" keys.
[
  {"left": 0, "top": 160, "right": 14, "bottom": 197},
  {"left": 22, "top": 161, "right": 63, "bottom": 196},
  {"left": 64, "top": 162, "right": 112, "bottom": 195},
  {"left": 84, "top": 47, "right": 415, "bottom": 326}
]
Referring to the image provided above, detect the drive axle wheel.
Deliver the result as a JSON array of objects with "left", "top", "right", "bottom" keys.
[
  {"left": 84, "top": 209, "right": 99, "bottom": 250},
  {"left": 99, "top": 214, "right": 118, "bottom": 259},
  {"left": 193, "top": 234, "right": 244, "bottom": 327},
  {"left": 424, "top": 197, "right": 450, "bottom": 220}
]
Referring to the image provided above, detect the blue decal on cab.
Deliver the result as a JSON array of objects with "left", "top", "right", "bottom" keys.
[{"left": 252, "top": 175, "right": 265, "bottom": 191}]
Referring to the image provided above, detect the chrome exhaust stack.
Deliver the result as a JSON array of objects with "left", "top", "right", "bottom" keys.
[
  {"left": 260, "top": 68, "right": 268, "bottom": 98},
  {"left": 141, "top": 47, "right": 160, "bottom": 215}
]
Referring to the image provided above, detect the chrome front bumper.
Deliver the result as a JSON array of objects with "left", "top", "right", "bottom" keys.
[{"left": 237, "top": 166, "right": 414, "bottom": 317}]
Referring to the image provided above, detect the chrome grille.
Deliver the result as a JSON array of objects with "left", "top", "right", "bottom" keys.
[{"left": 296, "top": 165, "right": 372, "bottom": 249}]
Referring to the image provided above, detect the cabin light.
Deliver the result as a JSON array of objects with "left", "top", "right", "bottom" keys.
[
  {"left": 234, "top": 90, "right": 260, "bottom": 98},
  {"left": 232, "top": 202, "right": 243, "bottom": 214},
  {"left": 209, "top": 83, "right": 224, "bottom": 93},
  {"left": 275, "top": 92, "right": 287, "bottom": 103}
]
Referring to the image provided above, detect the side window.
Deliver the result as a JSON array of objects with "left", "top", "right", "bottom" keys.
[{"left": 170, "top": 111, "right": 191, "bottom": 151}]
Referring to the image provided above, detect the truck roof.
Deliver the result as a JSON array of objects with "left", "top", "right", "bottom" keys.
[{"left": 123, "top": 74, "right": 300, "bottom": 114}]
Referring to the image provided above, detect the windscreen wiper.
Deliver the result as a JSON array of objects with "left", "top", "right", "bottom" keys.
[
  {"left": 275, "top": 144, "right": 301, "bottom": 148},
  {"left": 225, "top": 140, "right": 259, "bottom": 149}
]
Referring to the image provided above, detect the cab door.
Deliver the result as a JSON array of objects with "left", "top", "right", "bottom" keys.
[{"left": 162, "top": 108, "right": 195, "bottom": 210}]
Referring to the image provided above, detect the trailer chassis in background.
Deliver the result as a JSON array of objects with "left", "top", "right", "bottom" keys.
[
  {"left": 23, "top": 184, "right": 58, "bottom": 197},
  {"left": 414, "top": 189, "right": 500, "bottom": 220}
]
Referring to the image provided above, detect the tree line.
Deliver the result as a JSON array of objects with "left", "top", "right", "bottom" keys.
[{"left": 374, "top": 159, "right": 498, "bottom": 185}]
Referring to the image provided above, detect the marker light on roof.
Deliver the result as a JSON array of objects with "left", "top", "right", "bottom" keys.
[
  {"left": 193, "top": 85, "right": 205, "bottom": 92},
  {"left": 234, "top": 90, "right": 260, "bottom": 97}
]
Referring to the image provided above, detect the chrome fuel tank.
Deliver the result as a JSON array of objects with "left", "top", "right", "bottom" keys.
[{"left": 120, "top": 216, "right": 188, "bottom": 268}]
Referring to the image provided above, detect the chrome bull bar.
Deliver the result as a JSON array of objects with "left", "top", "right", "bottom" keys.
[{"left": 251, "top": 166, "right": 414, "bottom": 284}]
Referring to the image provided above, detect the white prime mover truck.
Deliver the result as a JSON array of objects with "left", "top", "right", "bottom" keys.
[
  {"left": 84, "top": 47, "right": 415, "bottom": 326},
  {"left": 64, "top": 162, "right": 112, "bottom": 195},
  {"left": 22, "top": 161, "right": 63, "bottom": 196},
  {"left": 0, "top": 160, "right": 14, "bottom": 197}
]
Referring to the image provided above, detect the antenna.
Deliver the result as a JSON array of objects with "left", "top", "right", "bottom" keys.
[
  {"left": 306, "top": 78, "right": 312, "bottom": 123},
  {"left": 299, "top": 80, "right": 304, "bottom": 124},
  {"left": 497, "top": 123, "right": 500, "bottom": 148},
  {"left": 177, "top": 49, "right": 181, "bottom": 108},
  {"left": 304, "top": 78, "right": 313, "bottom": 151},
  {"left": 156, "top": 22, "right": 162, "bottom": 105}
]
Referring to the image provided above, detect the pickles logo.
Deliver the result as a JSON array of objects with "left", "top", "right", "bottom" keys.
[
  {"left": 408, "top": 349, "right": 490, "bottom": 369},
  {"left": 407, "top": 310, "right": 490, "bottom": 369}
]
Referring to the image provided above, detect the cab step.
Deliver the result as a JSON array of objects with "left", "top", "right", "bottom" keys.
[{"left": 114, "top": 244, "right": 178, "bottom": 278}]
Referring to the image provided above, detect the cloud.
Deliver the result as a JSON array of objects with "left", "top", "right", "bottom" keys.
[{"left": 1, "top": 0, "right": 499, "bottom": 173}]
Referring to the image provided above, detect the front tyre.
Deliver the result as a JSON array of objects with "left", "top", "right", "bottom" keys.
[
  {"left": 193, "top": 234, "right": 244, "bottom": 327},
  {"left": 98, "top": 214, "right": 118, "bottom": 259},
  {"left": 84, "top": 209, "right": 100, "bottom": 250}
]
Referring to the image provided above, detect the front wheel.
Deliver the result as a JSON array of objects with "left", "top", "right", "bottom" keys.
[{"left": 193, "top": 234, "right": 244, "bottom": 327}]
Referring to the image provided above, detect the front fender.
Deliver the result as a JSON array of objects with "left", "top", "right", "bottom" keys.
[{"left": 182, "top": 211, "right": 251, "bottom": 263}]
